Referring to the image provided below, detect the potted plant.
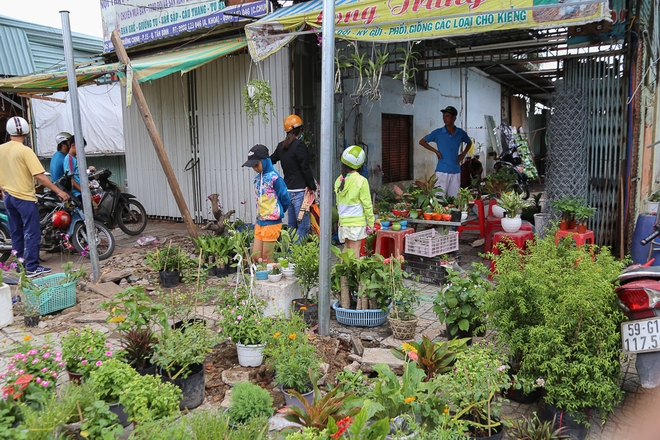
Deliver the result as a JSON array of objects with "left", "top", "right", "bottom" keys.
[
  {"left": 1, "top": 339, "right": 61, "bottom": 402},
  {"left": 103, "top": 286, "right": 167, "bottom": 374},
  {"left": 486, "top": 234, "right": 626, "bottom": 437},
  {"left": 363, "top": 49, "right": 389, "bottom": 101},
  {"left": 88, "top": 358, "right": 140, "bottom": 427},
  {"left": 507, "top": 413, "right": 571, "bottom": 440},
  {"left": 215, "top": 284, "right": 268, "bottom": 367},
  {"left": 268, "top": 264, "right": 282, "bottom": 282},
  {"left": 483, "top": 169, "right": 516, "bottom": 217},
  {"left": 210, "top": 235, "right": 231, "bottom": 277},
  {"left": 549, "top": 196, "right": 582, "bottom": 230},
  {"left": 61, "top": 325, "right": 122, "bottom": 383},
  {"left": 330, "top": 246, "right": 361, "bottom": 309},
  {"left": 151, "top": 321, "right": 216, "bottom": 409},
  {"left": 387, "top": 256, "right": 421, "bottom": 340},
  {"left": 144, "top": 243, "right": 188, "bottom": 288},
  {"left": 118, "top": 373, "right": 181, "bottom": 426},
  {"left": 433, "top": 263, "right": 490, "bottom": 342},
  {"left": 264, "top": 313, "right": 321, "bottom": 408},
  {"left": 227, "top": 381, "right": 273, "bottom": 426},
  {"left": 391, "top": 335, "right": 468, "bottom": 382},
  {"left": 412, "top": 174, "right": 443, "bottom": 213},
  {"left": 393, "top": 42, "right": 420, "bottom": 105},
  {"left": 497, "top": 191, "right": 532, "bottom": 233},
  {"left": 348, "top": 43, "right": 367, "bottom": 104},
  {"left": 255, "top": 260, "right": 269, "bottom": 280},
  {"left": 434, "top": 340, "right": 512, "bottom": 439},
  {"left": 574, "top": 203, "right": 596, "bottom": 233},
  {"left": 274, "top": 228, "right": 298, "bottom": 264},
  {"left": 457, "top": 187, "right": 474, "bottom": 221},
  {"left": 242, "top": 79, "right": 274, "bottom": 125},
  {"left": 290, "top": 236, "right": 320, "bottom": 325}
]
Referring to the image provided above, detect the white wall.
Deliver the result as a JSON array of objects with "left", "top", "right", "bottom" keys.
[{"left": 343, "top": 67, "right": 501, "bottom": 187}]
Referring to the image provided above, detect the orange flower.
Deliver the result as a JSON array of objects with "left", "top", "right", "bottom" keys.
[
  {"left": 288, "top": 333, "right": 296, "bottom": 340},
  {"left": 22, "top": 335, "right": 31, "bottom": 342},
  {"left": 300, "top": 306, "right": 307, "bottom": 311},
  {"left": 405, "top": 397, "right": 416, "bottom": 403},
  {"left": 273, "top": 332, "right": 281, "bottom": 338}
]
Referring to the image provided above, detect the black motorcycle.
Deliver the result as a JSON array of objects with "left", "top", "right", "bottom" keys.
[
  {"left": 89, "top": 169, "right": 148, "bottom": 235},
  {"left": 493, "top": 144, "right": 530, "bottom": 200}
]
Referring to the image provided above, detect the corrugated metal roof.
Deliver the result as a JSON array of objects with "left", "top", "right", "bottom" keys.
[{"left": 0, "top": 14, "right": 103, "bottom": 76}]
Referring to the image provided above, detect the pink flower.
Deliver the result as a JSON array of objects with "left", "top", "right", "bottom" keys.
[
  {"left": 18, "top": 257, "right": 24, "bottom": 263},
  {"left": 234, "top": 321, "right": 239, "bottom": 325},
  {"left": 96, "top": 361, "right": 102, "bottom": 367},
  {"left": 408, "top": 351, "right": 419, "bottom": 361},
  {"left": 105, "top": 351, "right": 113, "bottom": 356},
  {"left": 31, "top": 359, "right": 39, "bottom": 364},
  {"left": 57, "top": 362, "right": 65, "bottom": 367},
  {"left": 81, "top": 360, "right": 88, "bottom": 366},
  {"left": 43, "top": 352, "right": 50, "bottom": 359},
  {"left": 106, "top": 343, "right": 112, "bottom": 348},
  {"left": 35, "top": 377, "right": 42, "bottom": 383},
  {"left": 28, "top": 350, "right": 37, "bottom": 356},
  {"left": 498, "top": 365, "right": 507, "bottom": 372},
  {"left": 11, "top": 250, "right": 17, "bottom": 256},
  {"left": 87, "top": 347, "right": 92, "bottom": 352},
  {"left": 41, "top": 368, "right": 48, "bottom": 373},
  {"left": 237, "top": 315, "right": 243, "bottom": 320},
  {"left": 41, "top": 381, "right": 49, "bottom": 387},
  {"left": 51, "top": 372, "right": 58, "bottom": 378}
]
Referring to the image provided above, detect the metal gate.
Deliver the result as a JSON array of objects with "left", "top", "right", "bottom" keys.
[{"left": 564, "top": 55, "right": 627, "bottom": 248}]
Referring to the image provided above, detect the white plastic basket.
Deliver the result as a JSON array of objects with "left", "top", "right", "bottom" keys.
[{"left": 404, "top": 229, "right": 459, "bottom": 257}]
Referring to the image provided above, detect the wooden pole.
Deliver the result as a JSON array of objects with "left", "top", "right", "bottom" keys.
[{"left": 111, "top": 31, "right": 197, "bottom": 239}]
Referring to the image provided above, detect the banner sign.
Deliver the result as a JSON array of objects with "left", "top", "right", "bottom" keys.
[
  {"left": 101, "top": 0, "right": 267, "bottom": 52},
  {"left": 245, "top": 0, "right": 610, "bottom": 61}
]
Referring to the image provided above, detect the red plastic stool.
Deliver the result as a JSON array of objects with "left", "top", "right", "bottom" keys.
[
  {"left": 485, "top": 218, "right": 533, "bottom": 252},
  {"left": 374, "top": 228, "right": 415, "bottom": 258},
  {"left": 458, "top": 198, "right": 486, "bottom": 238},
  {"left": 554, "top": 229, "right": 595, "bottom": 246},
  {"left": 489, "top": 230, "right": 535, "bottom": 274}
]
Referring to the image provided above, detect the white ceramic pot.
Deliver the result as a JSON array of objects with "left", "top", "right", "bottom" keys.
[
  {"left": 0, "top": 283, "right": 13, "bottom": 329},
  {"left": 282, "top": 268, "right": 295, "bottom": 278},
  {"left": 268, "top": 273, "right": 282, "bottom": 282},
  {"left": 236, "top": 342, "right": 266, "bottom": 367},
  {"left": 461, "top": 211, "right": 468, "bottom": 222},
  {"left": 492, "top": 204, "right": 506, "bottom": 218},
  {"left": 501, "top": 215, "right": 522, "bottom": 233}
]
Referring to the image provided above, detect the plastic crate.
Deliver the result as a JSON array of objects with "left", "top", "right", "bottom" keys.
[
  {"left": 22, "top": 273, "right": 77, "bottom": 315},
  {"left": 404, "top": 229, "right": 459, "bottom": 257},
  {"left": 332, "top": 301, "right": 391, "bottom": 327}
]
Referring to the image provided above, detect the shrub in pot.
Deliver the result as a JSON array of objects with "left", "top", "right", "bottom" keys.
[
  {"left": 144, "top": 243, "right": 189, "bottom": 287},
  {"left": 291, "top": 236, "right": 320, "bottom": 324},
  {"left": 228, "top": 381, "right": 273, "bottom": 425},
  {"left": 119, "top": 373, "right": 181, "bottom": 425},
  {"left": 61, "top": 326, "right": 124, "bottom": 382},
  {"left": 485, "top": 234, "right": 626, "bottom": 430},
  {"left": 88, "top": 358, "right": 140, "bottom": 427}
]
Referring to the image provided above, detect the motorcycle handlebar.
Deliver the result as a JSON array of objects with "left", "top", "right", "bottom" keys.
[{"left": 641, "top": 227, "right": 660, "bottom": 246}]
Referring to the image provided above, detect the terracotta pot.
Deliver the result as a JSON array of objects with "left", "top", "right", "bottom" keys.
[
  {"left": 423, "top": 213, "right": 433, "bottom": 220},
  {"left": 568, "top": 220, "right": 576, "bottom": 229},
  {"left": 559, "top": 220, "right": 570, "bottom": 230},
  {"left": 432, "top": 213, "right": 443, "bottom": 221},
  {"left": 577, "top": 224, "right": 588, "bottom": 233},
  {"left": 442, "top": 213, "right": 452, "bottom": 221},
  {"left": 67, "top": 370, "right": 83, "bottom": 385}
]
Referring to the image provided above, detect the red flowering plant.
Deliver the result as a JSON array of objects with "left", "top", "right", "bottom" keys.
[
  {"left": 1, "top": 336, "right": 62, "bottom": 403},
  {"left": 60, "top": 326, "right": 124, "bottom": 379}
]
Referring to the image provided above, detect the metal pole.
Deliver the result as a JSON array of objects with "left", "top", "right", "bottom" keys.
[
  {"left": 61, "top": 11, "right": 100, "bottom": 281},
  {"left": 318, "top": 0, "right": 336, "bottom": 336}
]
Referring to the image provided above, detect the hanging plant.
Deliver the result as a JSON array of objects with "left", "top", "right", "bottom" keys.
[
  {"left": 393, "top": 42, "right": 420, "bottom": 104},
  {"left": 242, "top": 79, "right": 275, "bottom": 125},
  {"left": 363, "top": 48, "right": 389, "bottom": 101},
  {"left": 334, "top": 50, "right": 351, "bottom": 94}
]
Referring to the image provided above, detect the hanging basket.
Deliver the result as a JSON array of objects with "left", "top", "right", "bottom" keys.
[
  {"left": 402, "top": 92, "right": 416, "bottom": 105},
  {"left": 350, "top": 93, "right": 363, "bottom": 106},
  {"left": 388, "top": 316, "right": 418, "bottom": 340},
  {"left": 334, "top": 92, "right": 343, "bottom": 103}
]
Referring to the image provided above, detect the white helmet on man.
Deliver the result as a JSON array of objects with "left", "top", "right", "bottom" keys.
[
  {"left": 55, "top": 132, "right": 73, "bottom": 146},
  {"left": 6, "top": 116, "right": 29, "bottom": 136},
  {"left": 341, "top": 145, "right": 366, "bottom": 170}
]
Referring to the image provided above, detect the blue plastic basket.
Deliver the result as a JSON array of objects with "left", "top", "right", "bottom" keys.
[
  {"left": 22, "top": 273, "right": 77, "bottom": 315},
  {"left": 332, "top": 301, "right": 391, "bottom": 327}
]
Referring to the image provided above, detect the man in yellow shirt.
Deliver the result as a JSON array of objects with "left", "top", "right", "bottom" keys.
[{"left": 0, "top": 117, "right": 69, "bottom": 277}]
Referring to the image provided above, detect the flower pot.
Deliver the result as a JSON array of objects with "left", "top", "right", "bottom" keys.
[
  {"left": 442, "top": 213, "right": 452, "bottom": 221},
  {"left": 461, "top": 211, "right": 468, "bottom": 222},
  {"left": 576, "top": 224, "right": 588, "bottom": 234},
  {"left": 391, "top": 222, "right": 402, "bottom": 231},
  {"left": 23, "top": 314, "right": 39, "bottom": 328},
  {"left": 282, "top": 268, "right": 295, "bottom": 278},
  {"left": 216, "top": 266, "right": 228, "bottom": 277},
  {"left": 380, "top": 220, "right": 390, "bottom": 230},
  {"left": 0, "top": 283, "right": 13, "bottom": 329},
  {"left": 291, "top": 299, "right": 318, "bottom": 326},
  {"left": 388, "top": 316, "right": 418, "bottom": 340},
  {"left": 280, "top": 384, "right": 314, "bottom": 410},
  {"left": 501, "top": 215, "right": 522, "bottom": 233},
  {"left": 228, "top": 264, "right": 238, "bottom": 274},
  {"left": 268, "top": 273, "right": 282, "bottom": 282},
  {"left": 423, "top": 213, "right": 433, "bottom": 220},
  {"left": 160, "top": 363, "right": 205, "bottom": 410},
  {"left": 492, "top": 204, "right": 506, "bottom": 218},
  {"left": 208, "top": 266, "right": 218, "bottom": 276},
  {"left": 534, "top": 213, "right": 552, "bottom": 238},
  {"left": 402, "top": 91, "right": 416, "bottom": 105},
  {"left": 247, "top": 84, "right": 256, "bottom": 98},
  {"left": 136, "top": 362, "right": 158, "bottom": 376},
  {"left": 539, "top": 403, "right": 588, "bottom": 440},
  {"left": 159, "top": 270, "right": 180, "bottom": 288},
  {"left": 399, "top": 220, "right": 408, "bottom": 230},
  {"left": 559, "top": 220, "right": 570, "bottom": 230},
  {"left": 109, "top": 402, "right": 131, "bottom": 427},
  {"left": 236, "top": 342, "right": 266, "bottom": 367},
  {"left": 467, "top": 425, "right": 504, "bottom": 440},
  {"left": 255, "top": 270, "right": 269, "bottom": 280},
  {"left": 67, "top": 369, "right": 83, "bottom": 385},
  {"left": 432, "top": 213, "right": 443, "bottom": 221},
  {"left": 334, "top": 92, "right": 343, "bottom": 103},
  {"left": 568, "top": 220, "right": 576, "bottom": 229},
  {"left": 350, "top": 93, "right": 363, "bottom": 106},
  {"left": 450, "top": 210, "right": 462, "bottom": 222},
  {"left": 409, "top": 211, "right": 419, "bottom": 219}
]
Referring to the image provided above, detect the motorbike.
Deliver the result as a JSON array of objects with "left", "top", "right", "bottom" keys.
[
  {"left": 0, "top": 189, "right": 116, "bottom": 262},
  {"left": 493, "top": 144, "right": 530, "bottom": 200},
  {"left": 88, "top": 168, "right": 147, "bottom": 236},
  {"left": 615, "top": 225, "right": 660, "bottom": 388}
]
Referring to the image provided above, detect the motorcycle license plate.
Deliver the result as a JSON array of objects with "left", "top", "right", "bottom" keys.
[{"left": 622, "top": 318, "right": 660, "bottom": 353}]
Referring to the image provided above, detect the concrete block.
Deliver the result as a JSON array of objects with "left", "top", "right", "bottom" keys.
[
  {"left": 221, "top": 368, "right": 250, "bottom": 386},
  {"left": 254, "top": 277, "right": 301, "bottom": 318},
  {"left": 360, "top": 347, "right": 405, "bottom": 374},
  {"left": 88, "top": 282, "right": 125, "bottom": 298}
]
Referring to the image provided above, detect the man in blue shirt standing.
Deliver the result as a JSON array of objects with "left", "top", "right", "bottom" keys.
[
  {"left": 49, "top": 132, "right": 72, "bottom": 183},
  {"left": 419, "top": 106, "right": 472, "bottom": 198}
]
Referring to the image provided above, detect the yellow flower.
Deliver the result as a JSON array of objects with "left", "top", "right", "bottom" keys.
[
  {"left": 405, "top": 397, "right": 416, "bottom": 403},
  {"left": 401, "top": 343, "right": 417, "bottom": 354},
  {"left": 288, "top": 333, "right": 296, "bottom": 340},
  {"left": 23, "top": 335, "right": 31, "bottom": 342},
  {"left": 273, "top": 332, "right": 281, "bottom": 338},
  {"left": 300, "top": 306, "right": 307, "bottom": 311},
  {"left": 443, "top": 406, "right": 449, "bottom": 414},
  {"left": 108, "top": 316, "right": 126, "bottom": 323}
]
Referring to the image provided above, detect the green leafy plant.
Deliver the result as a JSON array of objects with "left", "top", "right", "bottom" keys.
[
  {"left": 280, "top": 369, "right": 361, "bottom": 431},
  {"left": 334, "top": 370, "right": 371, "bottom": 398},
  {"left": 433, "top": 264, "right": 490, "bottom": 336},
  {"left": 393, "top": 43, "right": 420, "bottom": 94},
  {"left": 269, "top": 264, "right": 281, "bottom": 275},
  {"left": 497, "top": 191, "right": 532, "bottom": 218},
  {"left": 574, "top": 203, "right": 596, "bottom": 225},
  {"left": 80, "top": 400, "right": 123, "bottom": 439},
  {"left": 2, "top": 339, "right": 61, "bottom": 402},
  {"left": 291, "top": 235, "right": 320, "bottom": 304},
  {"left": 274, "top": 228, "right": 299, "bottom": 261},
  {"left": 61, "top": 261, "right": 87, "bottom": 283},
  {"left": 348, "top": 43, "right": 367, "bottom": 96},
  {"left": 334, "top": 49, "right": 351, "bottom": 94},
  {"left": 144, "top": 243, "right": 188, "bottom": 272},
  {"left": 215, "top": 285, "right": 268, "bottom": 345},
  {"left": 119, "top": 373, "right": 181, "bottom": 425},
  {"left": 548, "top": 196, "right": 583, "bottom": 222},
  {"left": 482, "top": 168, "right": 516, "bottom": 199},
  {"left": 387, "top": 255, "right": 419, "bottom": 321},
  {"left": 457, "top": 187, "right": 473, "bottom": 212},
  {"left": 151, "top": 321, "right": 217, "bottom": 379},
  {"left": 391, "top": 336, "right": 468, "bottom": 382},
  {"left": 412, "top": 174, "right": 443, "bottom": 211},
  {"left": 61, "top": 326, "right": 122, "bottom": 378},
  {"left": 506, "top": 413, "right": 571, "bottom": 440},
  {"left": 363, "top": 49, "right": 389, "bottom": 101},
  {"left": 326, "top": 403, "right": 390, "bottom": 440},
  {"left": 228, "top": 381, "right": 273, "bottom": 425},
  {"left": 88, "top": 358, "right": 139, "bottom": 403},
  {"left": 242, "top": 79, "right": 274, "bottom": 125},
  {"left": 330, "top": 245, "right": 362, "bottom": 307}
]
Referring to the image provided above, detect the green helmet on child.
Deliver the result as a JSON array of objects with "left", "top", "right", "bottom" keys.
[{"left": 341, "top": 145, "right": 366, "bottom": 170}]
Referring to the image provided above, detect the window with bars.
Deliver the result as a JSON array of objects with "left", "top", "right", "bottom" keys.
[{"left": 381, "top": 114, "right": 412, "bottom": 183}]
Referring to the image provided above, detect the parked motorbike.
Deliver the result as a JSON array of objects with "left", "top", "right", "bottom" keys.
[
  {"left": 493, "top": 144, "right": 530, "bottom": 200},
  {"left": 616, "top": 226, "right": 660, "bottom": 388},
  {"left": 88, "top": 168, "right": 147, "bottom": 235}
]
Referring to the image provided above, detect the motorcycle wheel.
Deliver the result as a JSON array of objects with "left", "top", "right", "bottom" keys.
[
  {"left": 0, "top": 223, "right": 10, "bottom": 262},
  {"left": 72, "top": 221, "right": 116, "bottom": 260},
  {"left": 116, "top": 200, "right": 147, "bottom": 236}
]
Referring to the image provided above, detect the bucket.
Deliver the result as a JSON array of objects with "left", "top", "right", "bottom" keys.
[
  {"left": 0, "top": 284, "right": 13, "bottom": 328},
  {"left": 160, "top": 363, "right": 205, "bottom": 410},
  {"left": 236, "top": 343, "right": 266, "bottom": 367},
  {"left": 630, "top": 214, "right": 660, "bottom": 265}
]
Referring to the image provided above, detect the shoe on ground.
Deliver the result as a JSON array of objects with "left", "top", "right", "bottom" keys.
[{"left": 25, "top": 266, "right": 52, "bottom": 278}]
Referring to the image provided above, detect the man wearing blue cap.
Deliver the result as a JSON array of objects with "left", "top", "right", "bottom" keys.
[{"left": 419, "top": 105, "right": 472, "bottom": 198}]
